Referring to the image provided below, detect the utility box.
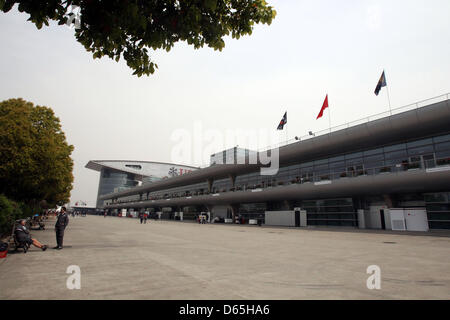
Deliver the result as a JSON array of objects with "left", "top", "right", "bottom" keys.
[
  {"left": 300, "top": 210, "right": 307, "bottom": 227},
  {"left": 404, "top": 208, "right": 429, "bottom": 231},
  {"left": 389, "top": 208, "right": 428, "bottom": 231},
  {"left": 390, "top": 209, "right": 406, "bottom": 231},
  {"left": 265, "top": 211, "right": 296, "bottom": 227}
]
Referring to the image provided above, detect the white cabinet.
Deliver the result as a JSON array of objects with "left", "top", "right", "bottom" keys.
[
  {"left": 389, "top": 208, "right": 428, "bottom": 231},
  {"left": 390, "top": 209, "right": 406, "bottom": 231},
  {"left": 404, "top": 208, "right": 429, "bottom": 231}
]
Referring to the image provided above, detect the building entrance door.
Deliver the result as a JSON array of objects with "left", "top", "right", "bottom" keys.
[
  {"left": 380, "top": 209, "right": 386, "bottom": 230},
  {"left": 295, "top": 210, "right": 300, "bottom": 227}
]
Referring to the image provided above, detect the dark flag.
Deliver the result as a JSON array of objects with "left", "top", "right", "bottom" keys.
[
  {"left": 277, "top": 112, "right": 287, "bottom": 130},
  {"left": 374, "top": 70, "right": 387, "bottom": 96},
  {"left": 316, "top": 94, "right": 329, "bottom": 120}
]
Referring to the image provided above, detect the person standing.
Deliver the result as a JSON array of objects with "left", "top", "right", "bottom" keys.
[
  {"left": 143, "top": 212, "right": 148, "bottom": 224},
  {"left": 139, "top": 212, "right": 144, "bottom": 224},
  {"left": 54, "top": 207, "right": 69, "bottom": 250}
]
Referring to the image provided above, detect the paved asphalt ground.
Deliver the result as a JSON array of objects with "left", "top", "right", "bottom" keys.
[{"left": 0, "top": 215, "right": 449, "bottom": 299}]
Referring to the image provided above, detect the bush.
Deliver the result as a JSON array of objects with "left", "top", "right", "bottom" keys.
[
  {"left": 0, "top": 195, "right": 13, "bottom": 236},
  {"left": 0, "top": 194, "right": 34, "bottom": 237}
]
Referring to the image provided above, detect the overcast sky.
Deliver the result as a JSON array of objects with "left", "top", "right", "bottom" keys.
[{"left": 1, "top": 0, "right": 449, "bottom": 207}]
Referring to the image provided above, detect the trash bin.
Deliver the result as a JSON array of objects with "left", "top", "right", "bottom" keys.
[{"left": 0, "top": 241, "right": 8, "bottom": 259}]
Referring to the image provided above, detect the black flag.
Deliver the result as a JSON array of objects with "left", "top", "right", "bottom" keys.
[
  {"left": 374, "top": 70, "right": 387, "bottom": 96},
  {"left": 277, "top": 112, "right": 287, "bottom": 130}
]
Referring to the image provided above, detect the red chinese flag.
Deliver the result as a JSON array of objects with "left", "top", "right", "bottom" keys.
[{"left": 316, "top": 94, "right": 329, "bottom": 120}]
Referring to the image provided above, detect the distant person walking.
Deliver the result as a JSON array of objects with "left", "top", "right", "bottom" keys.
[
  {"left": 139, "top": 212, "right": 144, "bottom": 224},
  {"left": 54, "top": 207, "right": 69, "bottom": 250},
  {"left": 104, "top": 210, "right": 107, "bottom": 218},
  {"left": 143, "top": 212, "right": 148, "bottom": 224}
]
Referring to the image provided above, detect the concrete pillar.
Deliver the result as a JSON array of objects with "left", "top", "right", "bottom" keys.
[
  {"left": 207, "top": 178, "right": 214, "bottom": 193},
  {"left": 357, "top": 209, "right": 366, "bottom": 229},
  {"left": 230, "top": 204, "right": 239, "bottom": 223},
  {"left": 206, "top": 205, "right": 214, "bottom": 222},
  {"left": 229, "top": 174, "right": 236, "bottom": 189},
  {"left": 282, "top": 200, "right": 292, "bottom": 210},
  {"left": 176, "top": 206, "right": 182, "bottom": 221},
  {"left": 383, "top": 194, "right": 396, "bottom": 208}
]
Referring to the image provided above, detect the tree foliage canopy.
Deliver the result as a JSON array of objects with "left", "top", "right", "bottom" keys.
[
  {"left": 0, "top": 0, "right": 277, "bottom": 76},
  {"left": 0, "top": 98, "right": 74, "bottom": 205}
]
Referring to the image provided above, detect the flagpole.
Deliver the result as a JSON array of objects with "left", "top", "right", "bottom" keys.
[
  {"left": 286, "top": 110, "right": 288, "bottom": 146},
  {"left": 386, "top": 84, "right": 392, "bottom": 116},
  {"left": 286, "top": 125, "right": 288, "bottom": 146},
  {"left": 327, "top": 95, "right": 331, "bottom": 133}
]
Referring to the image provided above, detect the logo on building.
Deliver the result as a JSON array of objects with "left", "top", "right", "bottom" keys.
[{"left": 168, "top": 167, "right": 179, "bottom": 177}]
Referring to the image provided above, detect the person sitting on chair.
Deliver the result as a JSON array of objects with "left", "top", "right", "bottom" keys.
[{"left": 15, "top": 219, "right": 47, "bottom": 251}]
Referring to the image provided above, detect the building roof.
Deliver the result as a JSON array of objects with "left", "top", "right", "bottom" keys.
[
  {"left": 105, "top": 168, "right": 450, "bottom": 208},
  {"left": 86, "top": 160, "right": 198, "bottom": 173},
  {"left": 100, "top": 94, "right": 450, "bottom": 201},
  {"left": 86, "top": 160, "right": 199, "bottom": 181}
]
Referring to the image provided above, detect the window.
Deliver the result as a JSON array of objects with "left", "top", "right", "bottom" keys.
[
  {"left": 363, "top": 148, "right": 384, "bottom": 156},
  {"left": 364, "top": 153, "right": 384, "bottom": 164},
  {"left": 434, "top": 141, "right": 450, "bottom": 151},
  {"left": 329, "top": 155, "right": 345, "bottom": 162},
  {"left": 384, "top": 150, "right": 408, "bottom": 160},
  {"left": 436, "top": 150, "right": 450, "bottom": 161},
  {"left": 300, "top": 166, "right": 313, "bottom": 182},
  {"left": 433, "top": 134, "right": 450, "bottom": 144},
  {"left": 314, "top": 158, "right": 329, "bottom": 166},
  {"left": 329, "top": 161, "right": 346, "bottom": 170},
  {"left": 407, "top": 144, "right": 434, "bottom": 156},
  {"left": 102, "top": 169, "right": 110, "bottom": 178},
  {"left": 346, "top": 157, "right": 363, "bottom": 166},
  {"left": 384, "top": 143, "right": 406, "bottom": 153},
  {"left": 407, "top": 138, "right": 433, "bottom": 148},
  {"left": 345, "top": 152, "right": 363, "bottom": 160},
  {"left": 314, "top": 163, "right": 329, "bottom": 172},
  {"left": 300, "top": 161, "right": 314, "bottom": 168}
]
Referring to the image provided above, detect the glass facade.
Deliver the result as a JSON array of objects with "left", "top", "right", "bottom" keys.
[
  {"left": 233, "top": 133, "right": 450, "bottom": 189},
  {"left": 300, "top": 198, "right": 357, "bottom": 227},
  {"left": 212, "top": 178, "right": 231, "bottom": 193},
  {"left": 108, "top": 133, "right": 450, "bottom": 229},
  {"left": 238, "top": 203, "right": 267, "bottom": 223},
  {"left": 97, "top": 168, "right": 139, "bottom": 207},
  {"left": 424, "top": 192, "right": 450, "bottom": 229},
  {"left": 177, "top": 206, "right": 208, "bottom": 221}
]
